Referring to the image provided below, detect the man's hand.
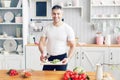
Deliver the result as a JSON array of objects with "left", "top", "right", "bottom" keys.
[
  {"left": 40, "top": 54, "right": 47, "bottom": 62},
  {"left": 61, "top": 58, "right": 69, "bottom": 64}
]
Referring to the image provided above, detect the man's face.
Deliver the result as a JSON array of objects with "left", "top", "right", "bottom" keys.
[{"left": 52, "top": 9, "right": 63, "bottom": 23}]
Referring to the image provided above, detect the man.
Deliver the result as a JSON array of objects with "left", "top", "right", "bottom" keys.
[{"left": 38, "top": 5, "right": 75, "bottom": 71}]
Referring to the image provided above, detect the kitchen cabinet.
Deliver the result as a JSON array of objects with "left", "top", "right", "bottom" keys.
[
  {"left": 25, "top": 45, "right": 43, "bottom": 70},
  {"left": 90, "top": 0, "right": 120, "bottom": 20},
  {"left": 0, "top": 0, "right": 29, "bottom": 69},
  {"left": 25, "top": 46, "right": 109, "bottom": 71},
  {"left": 73, "top": 46, "right": 120, "bottom": 80},
  {"left": 25, "top": 45, "right": 120, "bottom": 80},
  {"left": 0, "top": 1, "right": 23, "bottom": 51},
  {"left": 0, "top": 54, "right": 25, "bottom": 70},
  {"left": 67, "top": 47, "right": 81, "bottom": 70},
  {"left": 68, "top": 47, "right": 108, "bottom": 71},
  {"left": 104, "top": 47, "right": 120, "bottom": 80},
  {"left": 79, "top": 47, "right": 108, "bottom": 71},
  {"left": 107, "top": 47, "right": 120, "bottom": 64},
  {"left": 3, "top": 55, "right": 25, "bottom": 69},
  {"left": 90, "top": 0, "right": 120, "bottom": 33}
]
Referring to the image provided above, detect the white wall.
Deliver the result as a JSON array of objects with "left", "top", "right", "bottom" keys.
[{"left": 29, "top": 0, "right": 118, "bottom": 44}]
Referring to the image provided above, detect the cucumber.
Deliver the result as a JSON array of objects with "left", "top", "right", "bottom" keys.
[{"left": 51, "top": 59, "right": 60, "bottom": 64}]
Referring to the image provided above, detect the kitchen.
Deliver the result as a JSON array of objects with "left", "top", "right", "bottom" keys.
[{"left": 0, "top": 0, "right": 120, "bottom": 80}]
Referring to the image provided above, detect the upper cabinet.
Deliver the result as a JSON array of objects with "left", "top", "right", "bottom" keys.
[
  {"left": 90, "top": 0, "right": 120, "bottom": 35},
  {"left": 90, "top": 0, "right": 120, "bottom": 20},
  {"left": 0, "top": 0, "right": 23, "bottom": 54}
]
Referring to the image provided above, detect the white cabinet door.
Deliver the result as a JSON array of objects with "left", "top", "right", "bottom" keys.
[
  {"left": 4, "top": 55, "right": 25, "bottom": 70},
  {"left": 80, "top": 47, "right": 108, "bottom": 71},
  {"left": 26, "top": 46, "right": 43, "bottom": 70},
  {"left": 107, "top": 48, "right": 120, "bottom": 64},
  {"left": 105, "top": 48, "right": 120, "bottom": 80},
  {"left": 67, "top": 47, "right": 82, "bottom": 70}
]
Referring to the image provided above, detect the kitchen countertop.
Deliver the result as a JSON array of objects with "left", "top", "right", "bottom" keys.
[
  {"left": 0, "top": 70, "right": 96, "bottom": 80},
  {"left": 26, "top": 43, "right": 120, "bottom": 47}
]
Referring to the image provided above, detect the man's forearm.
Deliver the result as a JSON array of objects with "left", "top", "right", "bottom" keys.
[
  {"left": 67, "top": 44, "right": 76, "bottom": 60},
  {"left": 38, "top": 37, "right": 46, "bottom": 54},
  {"left": 38, "top": 43, "right": 44, "bottom": 54}
]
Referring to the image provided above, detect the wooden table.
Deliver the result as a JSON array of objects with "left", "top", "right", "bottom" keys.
[{"left": 0, "top": 70, "right": 96, "bottom": 80}]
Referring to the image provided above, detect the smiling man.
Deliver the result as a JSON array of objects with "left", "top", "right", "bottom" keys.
[{"left": 38, "top": 5, "right": 76, "bottom": 71}]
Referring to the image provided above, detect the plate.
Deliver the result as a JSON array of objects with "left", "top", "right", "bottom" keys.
[
  {"left": 40, "top": 61, "right": 66, "bottom": 65},
  {"left": 4, "top": 11, "right": 14, "bottom": 23},
  {"left": 3, "top": 40, "right": 17, "bottom": 52}
]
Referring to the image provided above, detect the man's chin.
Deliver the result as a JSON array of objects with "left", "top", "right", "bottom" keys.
[{"left": 54, "top": 21, "right": 60, "bottom": 23}]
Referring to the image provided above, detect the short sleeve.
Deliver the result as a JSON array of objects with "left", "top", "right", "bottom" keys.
[{"left": 67, "top": 27, "right": 75, "bottom": 41}]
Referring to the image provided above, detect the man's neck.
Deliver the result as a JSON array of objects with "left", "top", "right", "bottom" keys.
[{"left": 53, "top": 21, "right": 63, "bottom": 27}]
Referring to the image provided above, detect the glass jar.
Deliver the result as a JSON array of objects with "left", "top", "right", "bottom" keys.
[{"left": 96, "top": 32, "right": 104, "bottom": 45}]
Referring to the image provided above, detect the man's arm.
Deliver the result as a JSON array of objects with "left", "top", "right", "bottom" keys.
[
  {"left": 67, "top": 40, "right": 76, "bottom": 60},
  {"left": 38, "top": 36, "right": 47, "bottom": 61},
  {"left": 62, "top": 40, "right": 76, "bottom": 64}
]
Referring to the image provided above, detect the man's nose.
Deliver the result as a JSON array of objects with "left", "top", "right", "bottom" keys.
[{"left": 54, "top": 14, "right": 58, "bottom": 17}]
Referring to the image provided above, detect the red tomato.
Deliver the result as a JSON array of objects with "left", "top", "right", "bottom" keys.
[
  {"left": 64, "top": 72, "right": 71, "bottom": 80},
  {"left": 73, "top": 74, "right": 79, "bottom": 80},
  {"left": 80, "top": 73, "right": 86, "bottom": 79},
  {"left": 78, "top": 74, "right": 82, "bottom": 79}
]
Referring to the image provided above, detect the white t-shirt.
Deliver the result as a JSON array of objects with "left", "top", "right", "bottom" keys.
[{"left": 41, "top": 22, "right": 75, "bottom": 56}]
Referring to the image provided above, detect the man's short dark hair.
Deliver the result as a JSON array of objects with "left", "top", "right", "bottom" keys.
[{"left": 52, "top": 5, "right": 62, "bottom": 10}]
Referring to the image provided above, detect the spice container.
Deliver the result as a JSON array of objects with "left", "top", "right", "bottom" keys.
[{"left": 96, "top": 32, "right": 104, "bottom": 45}]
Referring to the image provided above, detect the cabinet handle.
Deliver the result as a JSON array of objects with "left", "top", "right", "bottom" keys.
[
  {"left": 110, "top": 52, "right": 112, "bottom": 60},
  {"left": 82, "top": 52, "right": 84, "bottom": 59}
]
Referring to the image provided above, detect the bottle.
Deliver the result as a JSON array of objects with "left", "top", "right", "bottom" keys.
[
  {"left": 104, "top": 35, "right": 111, "bottom": 46},
  {"left": 96, "top": 64, "right": 103, "bottom": 80},
  {"left": 16, "top": 27, "right": 21, "bottom": 37}
]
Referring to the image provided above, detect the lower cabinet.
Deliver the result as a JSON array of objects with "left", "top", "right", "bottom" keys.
[
  {"left": 67, "top": 47, "right": 81, "bottom": 70},
  {"left": 80, "top": 47, "right": 108, "bottom": 71},
  {"left": 68, "top": 47, "right": 120, "bottom": 80},
  {"left": 68, "top": 47, "right": 108, "bottom": 71},
  {"left": 0, "top": 54, "right": 25, "bottom": 70},
  {"left": 4, "top": 55, "right": 25, "bottom": 69},
  {"left": 105, "top": 47, "right": 120, "bottom": 80},
  {"left": 25, "top": 45, "right": 120, "bottom": 79},
  {"left": 25, "top": 45, "right": 43, "bottom": 70}
]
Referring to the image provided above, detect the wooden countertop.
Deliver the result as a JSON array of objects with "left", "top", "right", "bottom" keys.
[
  {"left": 26, "top": 43, "right": 120, "bottom": 47},
  {"left": 0, "top": 70, "right": 96, "bottom": 80}
]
